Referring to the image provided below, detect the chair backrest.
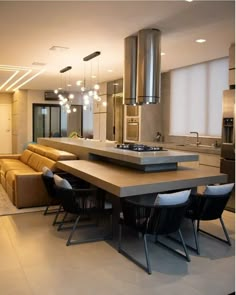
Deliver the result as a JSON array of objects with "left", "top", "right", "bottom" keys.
[
  {"left": 198, "top": 193, "right": 232, "bottom": 221},
  {"left": 121, "top": 197, "right": 189, "bottom": 235},
  {"left": 42, "top": 174, "right": 56, "bottom": 199},
  {"left": 54, "top": 183, "right": 98, "bottom": 215}
]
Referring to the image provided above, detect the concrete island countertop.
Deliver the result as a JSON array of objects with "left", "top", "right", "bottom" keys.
[{"left": 38, "top": 137, "right": 199, "bottom": 172}]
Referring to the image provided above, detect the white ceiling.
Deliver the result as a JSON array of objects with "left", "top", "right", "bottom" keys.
[{"left": 0, "top": 0, "right": 235, "bottom": 92}]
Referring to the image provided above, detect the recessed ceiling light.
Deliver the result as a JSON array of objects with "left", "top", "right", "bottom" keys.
[
  {"left": 49, "top": 46, "right": 69, "bottom": 52},
  {"left": 113, "top": 83, "right": 119, "bottom": 86},
  {"left": 91, "top": 75, "right": 96, "bottom": 79},
  {"left": 107, "top": 69, "right": 113, "bottom": 73},
  {"left": 195, "top": 39, "right": 206, "bottom": 43},
  {"left": 186, "top": 0, "right": 193, "bottom": 2},
  {"left": 161, "top": 52, "right": 166, "bottom": 56}
]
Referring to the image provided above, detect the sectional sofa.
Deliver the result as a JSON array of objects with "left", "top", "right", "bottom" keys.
[{"left": 0, "top": 144, "right": 77, "bottom": 208}]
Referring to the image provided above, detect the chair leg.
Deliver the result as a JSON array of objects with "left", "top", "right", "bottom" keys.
[
  {"left": 52, "top": 204, "right": 63, "bottom": 226},
  {"left": 143, "top": 234, "right": 152, "bottom": 274},
  {"left": 192, "top": 220, "right": 200, "bottom": 255},
  {"left": 198, "top": 217, "right": 232, "bottom": 246},
  {"left": 197, "top": 220, "right": 200, "bottom": 231},
  {"left": 43, "top": 205, "right": 49, "bottom": 215},
  {"left": 66, "top": 215, "right": 80, "bottom": 246},
  {"left": 57, "top": 212, "right": 68, "bottom": 231},
  {"left": 118, "top": 227, "right": 152, "bottom": 275},
  {"left": 219, "top": 216, "right": 231, "bottom": 246},
  {"left": 178, "top": 229, "right": 191, "bottom": 262}
]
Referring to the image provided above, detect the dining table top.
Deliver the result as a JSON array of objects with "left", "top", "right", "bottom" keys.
[{"left": 56, "top": 160, "right": 228, "bottom": 197}]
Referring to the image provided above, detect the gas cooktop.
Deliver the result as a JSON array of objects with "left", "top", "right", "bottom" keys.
[{"left": 116, "top": 143, "right": 167, "bottom": 152}]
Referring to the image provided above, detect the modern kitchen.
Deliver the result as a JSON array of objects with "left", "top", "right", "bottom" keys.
[{"left": 0, "top": 1, "right": 235, "bottom": 294}]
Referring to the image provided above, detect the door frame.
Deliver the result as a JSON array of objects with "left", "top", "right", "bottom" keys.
[{"left": 32, "top": 103, "right": 62, "bottom": 142}]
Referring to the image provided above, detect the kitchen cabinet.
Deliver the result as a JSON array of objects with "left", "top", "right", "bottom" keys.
[{"left": 179, "top": 152, "right": 220, "bottom": 172}]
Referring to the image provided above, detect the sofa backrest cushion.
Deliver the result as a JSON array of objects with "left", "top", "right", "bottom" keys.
[
  {"left": 45, "top": 150, "right": 77, "bottom": 161},
  {"left": 27, "top": 153, "right": 56, "bottom": 172},
  {"left": 20, "top": 150, "right": 33, "bottom": 164},
  {"left": 27, "top": 144, "right": 77, "bottom": 161}
]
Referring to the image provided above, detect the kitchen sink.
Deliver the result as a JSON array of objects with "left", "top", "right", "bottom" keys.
[{"left": 175, "top": 144, "right": 217, "bottom": 149}]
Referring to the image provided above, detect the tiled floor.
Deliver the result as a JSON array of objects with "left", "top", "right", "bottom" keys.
[{"left": 0, "top": 210, "right": 234, "bottom": 295}]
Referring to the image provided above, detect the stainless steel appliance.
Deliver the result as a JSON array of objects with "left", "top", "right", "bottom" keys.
[
  {"left": 126, "top": 118, "right": 139, "bottom": 142},
  {"left": 116, "top": 143, "right": 166, "bottom": 152},
  {"left": 220, "top": 89, "right": 235, "bottom": 212}
]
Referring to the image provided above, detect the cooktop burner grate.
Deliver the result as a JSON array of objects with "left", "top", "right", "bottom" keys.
[{"left": 116, "top": 143, "right": 167, "bottom": 152}]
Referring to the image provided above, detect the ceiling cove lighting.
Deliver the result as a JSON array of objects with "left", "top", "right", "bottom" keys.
[
  {"left": 6, "top": 70, "right": 32, "bottom": 91},
  {"left": 0, "top": 71, "right": 19, "bottom": 90},
  {"left": 195, "top": 39, "right": 206, "bottom": 43},
  {"left": 13, "top": 68, "right": 46, "bottom": 91}
]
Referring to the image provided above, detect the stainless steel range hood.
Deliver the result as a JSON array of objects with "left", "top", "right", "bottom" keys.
[{"left": 124, "top": 28, "right": 161, "bottom": 105}]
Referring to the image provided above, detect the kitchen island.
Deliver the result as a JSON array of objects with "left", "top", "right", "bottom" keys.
[
  {"left": 38, "top": 137, "right": 199, "bottom": 172},
  {"left": 56, "top": 159, "right": 227, "bottom": 235}
]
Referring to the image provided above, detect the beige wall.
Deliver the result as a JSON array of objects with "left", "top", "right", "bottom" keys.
[{"left": 12, "top": 90, "right": 28, "bottom": 153}]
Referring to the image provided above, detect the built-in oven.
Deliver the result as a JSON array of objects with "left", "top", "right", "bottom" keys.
[{"left": 126, "top": 118, "right": 139, "bottom": 141}]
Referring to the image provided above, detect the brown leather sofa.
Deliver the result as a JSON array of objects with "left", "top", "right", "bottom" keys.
[{"left": 0, "top": 144, "right": 77, "bottom": 208}]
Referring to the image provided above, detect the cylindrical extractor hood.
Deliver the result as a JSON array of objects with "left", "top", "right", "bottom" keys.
[
  {"left": 123, "top": 36, "right": 137, "bottom": 105},
  {"left": 137, "top": 29, "right": 161, "bottom": 104}
]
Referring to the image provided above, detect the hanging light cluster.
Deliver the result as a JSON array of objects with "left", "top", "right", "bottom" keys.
[
  {"left": 54, "top": 66, "right": 77, "bottom": 113},
  {"left": 80, "top": 51, "right": 102, "bottom": 111}
]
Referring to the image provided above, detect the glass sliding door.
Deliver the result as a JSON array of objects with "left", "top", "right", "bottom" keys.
[{"left": 33, "top": 104, "right": 61, "bottom": 142}]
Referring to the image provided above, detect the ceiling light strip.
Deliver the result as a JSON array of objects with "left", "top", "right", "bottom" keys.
[
  {"left": 13, "top": 69, "right": 46, "bottom": 91},
  {"left": 6, "top": 70, "right": 32, "bottom": 91},
  {"left": 0, "top": 71, "right": 19, "bottom": 90},
  {"left": 0, "top": 65, "right": 30, "bottom": 70}
]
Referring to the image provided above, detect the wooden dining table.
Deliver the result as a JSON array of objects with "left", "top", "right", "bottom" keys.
[{"left": 57, "top": 160, "right": 228, "bottom": 235}]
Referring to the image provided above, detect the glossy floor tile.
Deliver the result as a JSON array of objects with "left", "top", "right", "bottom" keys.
[{"left": 0, "top": 210, "right": 234, "bottom": 295}]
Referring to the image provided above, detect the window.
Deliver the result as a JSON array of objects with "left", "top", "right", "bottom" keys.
[{"left": 170, "top": 58, "right": 228, "bottom": 137}]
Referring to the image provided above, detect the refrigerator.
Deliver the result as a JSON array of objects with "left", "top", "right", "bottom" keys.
[{"left": 220, "top": 89, "right": 235, "bottom": 212}]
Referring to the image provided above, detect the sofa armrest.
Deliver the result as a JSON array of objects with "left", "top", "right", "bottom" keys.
[
  {"left": 14, "top": 172, "right": 50, "bottom": 208},
  {"left": 0, "top": 154, "right": 21, "bottom": 159}
]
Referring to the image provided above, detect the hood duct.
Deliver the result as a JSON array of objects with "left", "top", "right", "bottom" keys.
[
  {"left": 124, "top": 36, "right": 137, "bottom": 105},
  {"left": 124, "top": 28, "right": 161, "bottom": 105}
]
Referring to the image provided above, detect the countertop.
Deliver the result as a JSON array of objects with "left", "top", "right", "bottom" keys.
[
  {"left": 57, "top": 160, "right": 227, "bottom": 197},
  {"left": 38, "top": 137, "right": 199, "bottom": 167},
  {"left": 142, "top": 142, "right": 221, "bottom": 155}
]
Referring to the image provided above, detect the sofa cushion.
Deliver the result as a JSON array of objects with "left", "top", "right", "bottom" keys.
[
  {"left": 45, "top": 150, "right": 77, "bottom": 161},
  {"left": 20, "top": 149, "right": 33, "bottom": 164},
  {"left": 1, "top": 159, "right": 32, "bottom": 176},
  {"left": 27, "top": 153, "right": 56, "bottom": 172}
]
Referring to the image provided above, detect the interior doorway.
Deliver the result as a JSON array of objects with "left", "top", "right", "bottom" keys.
[
  {"left": 0, "top": 104, "right": 12, "bottom": 153},
  {"left": 33, "top": 104, "right": 61, "bottom": 142},
  {"left": 67, "top": 105, "right": 83, "bottom": 137}
]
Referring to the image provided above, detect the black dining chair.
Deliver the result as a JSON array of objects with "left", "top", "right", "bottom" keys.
[
  {"left": 42, "top": 166, "right": 90, "bottom": 225},
  {"left": 118, "top": 191, "right": 191, "bottom": 274},
  {"left": 54, "top": 175, "right": 112, "bottom": 246},
  {"left": 185, "top": 183, "right": 234, "bottom": 255}
]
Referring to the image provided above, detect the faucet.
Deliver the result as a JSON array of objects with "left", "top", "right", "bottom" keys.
[{"left": 190, "top": 131, "right": 201, "bottom": 146}]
